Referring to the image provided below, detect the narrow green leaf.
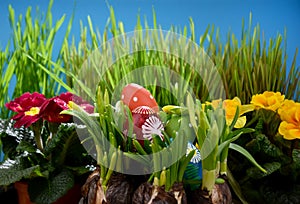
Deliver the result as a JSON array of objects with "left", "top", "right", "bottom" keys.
[{"left": 229, "top": 143, "right": 266, "bottom": 173}]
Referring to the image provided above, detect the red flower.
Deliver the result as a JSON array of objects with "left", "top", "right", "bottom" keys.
[
  {"left": 40, "top": 97, "right": 71, "bottom": 123},
  {"left": 59, "top": 92, "right": 94, "bottom": 114},
  {"left": 41, "top": 92, "right": 94, "bottom": 123},
  {"left": 78, "top": 103, "right": 94, "bottom": 114},
  {"left": 6, "top": 92, "right": 94, "bottom": 126},
  {"left": 5, "top": 92, "right": 46, "bottom": 128}
]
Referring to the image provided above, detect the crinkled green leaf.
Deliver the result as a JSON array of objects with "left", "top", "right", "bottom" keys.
[
  {"left": 0, "top": 159, "right": 40, "bottom": 185},
  {"left": 43, "top": 123, "right": 93, "bottom": 167},
  {"left": 256, "top": 133, "right": 284, "bottom": 158},
  {"left": 292, "top": 149, "right": 300, "bottom": 169},
  {"left": 28, "top": 169, "right": 74, "bottom": 204},
  {"left": 0, "top": 119, "right": 34, "bottom": 142},
  {"left": 16, "top": 140, "right": 37, "bottom": 153},
  {"left": 0, "top": 119, "right": 34, "bottom": 158}
]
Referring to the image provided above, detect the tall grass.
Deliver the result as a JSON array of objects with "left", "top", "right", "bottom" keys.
[
  {"left": 0, "top": 0, "right": 73, "bottom": 117},
  {"left": 1, "top": 2, "right": 299, "bottom": 118},
  {"left": 58, "top": 9, "right": 300, "bottom": 104},
  {"left": 201, "top": 14, "right": 299, "bottom": 102}
]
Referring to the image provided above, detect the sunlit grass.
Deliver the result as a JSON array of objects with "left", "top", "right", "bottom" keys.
[
  {"left": 0, "top": 1, "right": 299, "bottom": 118},
  {"left": 203, "top": 14, "right": 299, "bottom": 103},
  {"left": 58, "top": 8, "right": 300, "bottom": 104},
  {"left": 0, "top": 0, "right": 73, "bottom": 117}
]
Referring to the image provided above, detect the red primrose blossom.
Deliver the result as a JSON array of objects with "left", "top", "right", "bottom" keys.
[
  {"left": 6, "top": 92, "right": 94, "bottom": 127},
  {"left": 5, "top": 92, "right": 46, "bottom": 128}
]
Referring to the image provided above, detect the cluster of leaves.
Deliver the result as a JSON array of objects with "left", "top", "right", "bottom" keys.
[
  {"left": 0, "top": 119, "right": 95, "bottom": 204},
  {"left": 229, "top": 111, "right": 300, "bottom": 203}
]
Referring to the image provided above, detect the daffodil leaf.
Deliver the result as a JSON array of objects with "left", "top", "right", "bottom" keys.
[
  {"left": 228, "top": 128, "right": 255, "bottom": 139},
  {"left": 186, "top": 92, "right": 197, "bottom": 130},
  {"left": 218, "top": 132, "right": 243, "bottom": 156},
  {"left": 200, "top": 121, "right": 219, "bottom": 168},
  {"left": 227, "top": 168, "right": 249, "bottom": 204},
  {"left": 230, "top": 143, "right": 266, "bottom": 173}
]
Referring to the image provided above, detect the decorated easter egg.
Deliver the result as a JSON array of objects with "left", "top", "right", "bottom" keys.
[
  {"left": 121, "top": 83, "right": 158, "bottom": 112},
  {"left": 131, "top": 106, "right": 164, "bottom": 142},
  {"left": 184, "top": 142, "right": 202, "bottom": 190}
]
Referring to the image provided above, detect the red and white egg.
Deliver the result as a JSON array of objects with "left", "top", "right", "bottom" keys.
[
  {"left": 121, "top": 83, "right": 164, "bottom": 143},
  {"left": 121, "top": 83, "right": 159, "bottom": 112}
]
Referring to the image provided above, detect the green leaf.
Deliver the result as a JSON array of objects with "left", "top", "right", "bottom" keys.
[
  {"left": 229, "top": 143, "right": 266, "bottom": 173},
  {"left": 0, "top": 119, "right": 34, "bottom": 158},
  {"left": 218, "top": 132, "right": 243, "bottom": 156},
  {"left": 246, "top": 162, "right": 281, "bottom": 179},
  {"left": 218, "top": 128, "right": 254, "bottom": 156},
  {"left": 164, "top": 114, "right": 181, "bottom": 138},
  {"left": 65, "top": 165, "right": 92, "bottom": 176},
  {"left": 0, "top": 159, "right": 40, "bottom": 185},
  {"left": 178, "top": 149, "right": 195, "bottom": 182},
  {"left": 200, "top": 121, "right": 219, "bottom": 162},
  {"left": 255, "top": 133, "right": 284, "bottom": 158},
  {"left": 2, "top": 52, "right": 16, "bottom": 96},
  {"left": 43, "top": 123, "right": 92, "bottom": 167},
  {"left": 229, "top": 128, "right": 254, "bottom": 138},
  {"left": 16, "top": 140, "right": 37, "bottom": 153},
  {"left": 186, "top": 92, "right": 197, "bottom": 130},
  {"left": 292, "top": 149, "right": 300, "bottom": 169},
  {"left": 227, "top": 168, "right": 249, "bottom": 204},
  {"left": 123, "top": 152, "right": 149, "bottom": 167},
  {"left": 0, "top": 119, "right": 33, "bottom": 141},
  {"left": 28, "top": 169, "right": 75, "bottom": 204}
]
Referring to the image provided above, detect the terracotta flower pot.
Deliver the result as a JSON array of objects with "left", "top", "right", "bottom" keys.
[
  {"left": 14, "top": 182, "right": 31, "bottom": 204},
  {"left": 14, "top": 181, "right": 81, "bottom": 204}
]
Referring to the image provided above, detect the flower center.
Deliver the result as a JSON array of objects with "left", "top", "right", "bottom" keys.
[
  {"left": 67, "top": 101, "right": 74, "bottom": 109},
  {"left": 25, "top": 107, "right": 40, "bottom": 116}
]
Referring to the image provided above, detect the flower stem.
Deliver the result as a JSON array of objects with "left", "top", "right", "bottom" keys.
[
  {"left": 202, "top": 169, "right": 216, "bottom": 195},
  {"left": 34, "top": 133, "right": 44, "bottom": 151},
  {"left": 220, "top": 160, "right": 227, "bottom": 176},
  {"left": 219, "top": 146, "right": 229, "bottom": 175},
  {"left": 32, "top": 121, "right": 43, "bottom": 151}
]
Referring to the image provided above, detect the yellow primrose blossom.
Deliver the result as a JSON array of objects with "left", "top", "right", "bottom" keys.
[
  {"left": 278, "top": 99, "right": 297, "bottom": 120},
  {"left": 251, "top": 91, "right": 285, "bottom": 112},
  {"left": 211, "top": 97, "right": 254, "bottom": 128},
  {"left": 278, "top": 101, "right": 300, "bottom": 140}
]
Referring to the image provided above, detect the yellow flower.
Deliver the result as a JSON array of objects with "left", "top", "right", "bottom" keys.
[
  {"left": 278, "top": 99, "right": 296, "bottom": 120},
  {"left": 211, "top": 97, "right": 254, "bottom": 128},
  {"left": 251, "top": 91, "right": 285, "bottom": 112},
  {"left": 278, "top": 101, "right": 300, "bottom": 140}
]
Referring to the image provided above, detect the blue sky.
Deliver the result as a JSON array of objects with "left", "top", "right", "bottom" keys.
[{"left": 1, "top": 0, "right": 299, "bottom": 67}]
